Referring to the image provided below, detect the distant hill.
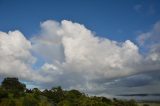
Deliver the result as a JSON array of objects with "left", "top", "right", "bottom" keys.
[{"left": 117, "top": 94, "right": 160, "bottom": 97}]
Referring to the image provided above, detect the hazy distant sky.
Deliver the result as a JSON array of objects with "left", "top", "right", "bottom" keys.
[{"left": 0, "top": 0, "right": 160, "bottom": 98}]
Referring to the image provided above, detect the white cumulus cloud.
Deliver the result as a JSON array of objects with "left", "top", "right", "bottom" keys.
[
  {"left": 0, "top": 30, "right": 51, "bottom": 83},
  {"left": 31, "top": 20, "right": 160, "bottom": 92}
]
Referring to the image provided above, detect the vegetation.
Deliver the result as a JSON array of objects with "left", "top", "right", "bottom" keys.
[{"left": 0, "top": 77, "right": 139, "bottom": 106}]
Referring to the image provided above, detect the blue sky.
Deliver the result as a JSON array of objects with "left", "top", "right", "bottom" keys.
[
  {"left": 0, "top": 0, "right": 160, "bottom": 100},
  {"left": 0, "top": 0, "right": 160, "bottom": 41}
]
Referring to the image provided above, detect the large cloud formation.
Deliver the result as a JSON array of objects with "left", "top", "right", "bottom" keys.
[
  {"left": 0, "top": 20, "right": 160, "bottom": 96},
  {"left": 0, "top": 31, "right": 35, "bottom": 79},
  {"left": 0, "top": 31, "right": 53, "bottom": 83}
]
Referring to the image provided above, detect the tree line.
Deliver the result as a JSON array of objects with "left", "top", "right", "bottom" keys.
[{"left": 0, "top": 77, "right": 140, "bottom": 106}]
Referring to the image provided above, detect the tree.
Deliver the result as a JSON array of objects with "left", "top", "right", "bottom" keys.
[
  {"left": 23, "top": 95, "right": 39, "bottom": 106},
  {"left": 32, "top": 88, "right": 41, "bottom": 99},
  {"left": 42, "top": 87, "right": 64, "bottom": 104},
  {"left": 0, "top": 87, "right": 8, "bottom": 100},
  {"left": 51, "top": 86, "right": 64, "bottom": 103},
  {"left": 1, "top": 77, "right": 26, "bottom": 97},
  {"left": 26, "top": 89, "right": 33, "bottom": 93},
  {"left": 101, "top": 97, "right": 112, "bottom": 104}
]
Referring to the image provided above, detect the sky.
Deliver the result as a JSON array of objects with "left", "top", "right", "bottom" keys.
[{"left": 0, "top": 0, "right": 160, "bottom": 100}]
